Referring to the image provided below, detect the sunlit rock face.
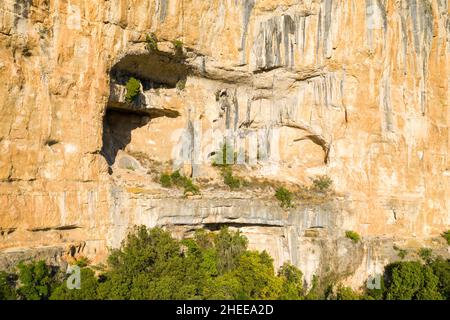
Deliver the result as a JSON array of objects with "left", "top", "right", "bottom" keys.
[{"left": 0, "top": 0, "right": 449, "bottom": 287}]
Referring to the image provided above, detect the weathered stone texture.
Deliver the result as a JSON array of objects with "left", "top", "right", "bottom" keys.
[{"left": 0, "top": 0, "right": 449, "bottom": 286}]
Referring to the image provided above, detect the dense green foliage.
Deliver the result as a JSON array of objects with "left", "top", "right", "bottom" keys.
[
  {"left": 345, "top": 230, "right": 361, "bottom": 243},
  {"left": 278, "top": 263, "right": 304, "bottom": 300},
  {"left": 0, "top": 227, "right": 449, "bottom": 301},
  {"left": 16, "top": 261, "right": 55, "bottom": 300},
  {"left": 96, "top": 226, "right": 304, "bottom": 300},
  {"left": 429, "top": 257, "right": 450, "bottom": 299},
  {"left": 0, "top": 271, "right": 16, "bottom": 300},
  {"left": 50, "top": 268, "right": 99, "bottom": 300},
  {"left": 159, "top": 170, "right": 200, "bottom": 195},
  {"left": 275, "top": 187, "right": 294, "bottom": 209},
  {"left": 124, "top": 77, "right": 141, "bottom": 103},
  {"left": 384, "top": 261, "right": 443, "bottom": 300},
  {"left": 336, "top": 286, "right": 360, "bottom": 300}
]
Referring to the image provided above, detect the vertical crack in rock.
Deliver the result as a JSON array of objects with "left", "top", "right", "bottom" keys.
[
  {"left": 283, "top": 15, "right": 296, "bottom": 68},
  {"left": 158, "top": 0, "right": 168, "bottom": 22},
  {"left": 403, "top": 0, "right": 433, "bottom": 115},
  {"left": 381, "top": 70, "right": 394, "bottom": 133},
  {"left": 253, "top": 14, "right": 306, "bottom": 70},
  {"left": 240, "top": 0, "right": 255, "bottom": 65},
  {"left": 323, "top": 0, "right": 333, "bottom": 58}
]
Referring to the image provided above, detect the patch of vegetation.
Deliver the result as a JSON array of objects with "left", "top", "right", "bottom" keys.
[
  {"left": 145, "top": 33, "right": 158, "bottom": 51},
  {"left": 160, "top": 173, "right": 172, "bottom": 188},
  {"left": 418, "top": 248, "right": 433, "bottom": 262},
  {"left": 176, "top": 79, "right": 186, "bottom": 91},
  {"left": 124, "top": 77, "right": 141, "bottom": 103},
  {"left": 311, "top": 175, "right": 333, "bottom": 192},
  {"left": 345, "top": 230, "right": 360, "bottom": 243},
  {"left": 221, "top": 166, "right": 242, "bottom": 190},
  {"left": 2, "top": 226, "right": 449, "bottom": 301},
  {"left": 211, "top": 142, "right": 244, "bottom": 189},
  {"left": 429, "top": 257, "right": 450, "bottom": 299},
  {"left": 304, "top": 275, "right": 322, "bottom": 300},
  {"left": 336, "top": 286, "right": 360, "bottom": 300},
  {"left": 384, "top": 261, "right": 443, "bottom": 300},
  {"left": 172, "top": 39, "right": 183, "bottom": 56},
  {"left": 16, "top": 260, "right": 55, "bottom": 300},
  {"left": 277, "top": 262, "right": 304, "bottom": 300},
  {"left": 0, "top": 271, "right": 17, "bottom": 300},
  {"left": 393, "top": 245, "right": 408, "bottom": 260},
  {"left": 275, "top": 187, "right": 294, "bottom": 209},
  {"left": 441, "top": 230, "right": 450, "bottom": 245},
  {"left": 50, "top": 268, "right": 99, "bottom": 300},
  {"left": 75, "top": 256, "right": 90, "bottom": 268},
  {"left": 159, "top": 170, "right": 200, "bottom": 195}
]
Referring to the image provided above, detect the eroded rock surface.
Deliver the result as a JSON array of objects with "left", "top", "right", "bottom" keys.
[{"left": 0, "top": 0, "right": 449, "bottom": 287}]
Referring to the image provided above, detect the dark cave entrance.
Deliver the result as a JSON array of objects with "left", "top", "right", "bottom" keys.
[{"left": 100, "top": 50, "right": 187, "bottom": 167}]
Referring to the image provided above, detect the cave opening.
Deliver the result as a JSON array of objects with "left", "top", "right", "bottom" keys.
[{"left": 101, "top": 50, "right": 186, "bottom": 168}]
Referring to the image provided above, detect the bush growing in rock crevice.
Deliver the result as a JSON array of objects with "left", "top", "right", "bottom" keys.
[
  {"left": 311, "top": 175, "right": 333, "bottom": 192},
  {"left": 160, "top": 170, "right": 200, "bottom": 195},
  {"left": 172, "top": 39, "right": 184, "bottom": 56},
  {"left": 212, "top": 142, "right": 243, "bottom": 190},
  {"left": 221, "top": 166, "right": 242, "bottom": 190},
  {"left": 345, "top": 230, "right": 360, "bottom": 243},
  {"left": 275, "top": 187, "right": 294, "bottom": 209},
  {"left": 124, "top": 77, "right": 141, "bottom": 103},
  {"left": 145, "top": 33, "right": 158, "bottom": 51}
]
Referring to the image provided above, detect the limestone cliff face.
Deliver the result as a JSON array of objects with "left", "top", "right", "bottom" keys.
[{"left": 0, "top": 0, "right": 449, "bottom": 287}]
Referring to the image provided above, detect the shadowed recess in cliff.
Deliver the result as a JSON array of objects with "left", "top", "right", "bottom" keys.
[
  {"left": 110, "top": 51, "right": 188, "bottom": 89},
  {"left": 101, "top": 110, "right": 151, "bottom": 166},
  {"left": 101, "top": 51, "right": 185, "bottom": 166}
]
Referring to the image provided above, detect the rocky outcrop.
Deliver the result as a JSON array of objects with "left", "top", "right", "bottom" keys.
[{"left": 0, "top": 0, "right": 449, "bottom": 288}]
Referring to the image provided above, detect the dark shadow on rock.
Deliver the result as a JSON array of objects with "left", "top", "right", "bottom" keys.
[{"left": 100, "top": 109, "right": 151, "bottom": 166}]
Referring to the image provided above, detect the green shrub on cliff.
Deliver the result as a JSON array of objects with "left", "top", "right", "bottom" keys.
[
  {"left": 159, "top": 170, "right": 200, "bottom": 195},
  {"left": 345, "top": 230, "right": 360, "bottom": 243},
  {"left": 311, "top": 175, "right": 333, "bottom": 192},
  {"left": 275, "top": 187, "right": 293, "bottom": 209},
  {"left": 145, "top": 33, "right": 158, "bottom": 51},
  {"left": 125, "top": 77, "right": 141, "bottom": 103},
  {"left": 221, "top": 166, "right": 242, "bottom": 189}
]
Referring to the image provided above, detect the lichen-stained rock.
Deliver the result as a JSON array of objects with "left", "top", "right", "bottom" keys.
[{"left": 0, "top": 0, "right": 449, "bottom": 288}]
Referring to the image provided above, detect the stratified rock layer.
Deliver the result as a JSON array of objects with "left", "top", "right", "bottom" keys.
[{"left": 0, "top": 0, "right": 449, "bottom": 287}]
